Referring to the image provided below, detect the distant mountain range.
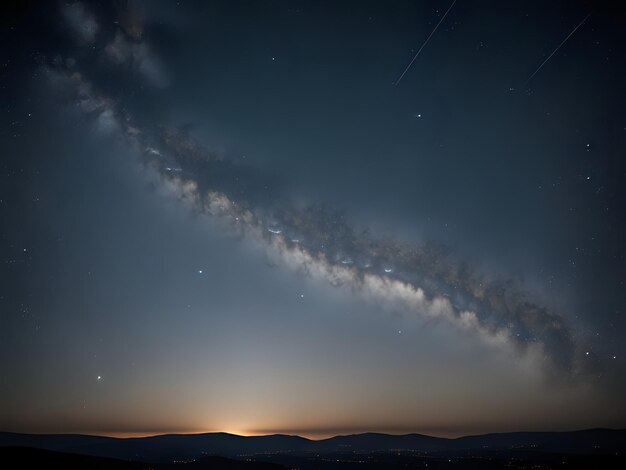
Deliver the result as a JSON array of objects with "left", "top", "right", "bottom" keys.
[{"left": 1, "top": 428, "right": 624, "bottom": 464}]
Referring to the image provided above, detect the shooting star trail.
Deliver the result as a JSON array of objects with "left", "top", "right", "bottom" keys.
[
  {"left": 524, "top": 14, "right": 590, "bottom": 85},
  {"left": 394, "top": 0, "right": 457, "bottom": 86}
]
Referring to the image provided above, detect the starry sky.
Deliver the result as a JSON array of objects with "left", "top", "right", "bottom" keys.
[{"left": 1, "top": 0, "right": 625, "bottom": 439}]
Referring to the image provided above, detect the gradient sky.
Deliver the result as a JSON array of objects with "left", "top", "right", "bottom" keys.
[{"left": 1, "top": 0, "right": 625, "bottom": 439}]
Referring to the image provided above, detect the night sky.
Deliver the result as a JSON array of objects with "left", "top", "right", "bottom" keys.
[{"left": 1, "top": 0, "right": 625, "bottom": 438}]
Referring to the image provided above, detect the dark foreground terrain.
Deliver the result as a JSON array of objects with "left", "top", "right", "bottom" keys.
[
  {"left": 258, "top": 450, "right": 626, "bottom": 469},
  {"left": 1, "top": 429, "right": 625, "bottom": 469},
  {"left": 2, "top": 446, "right": 626, "bottom": 469},
  {"left": 0, "top": 447, "right": 283, "bottom": 470}
]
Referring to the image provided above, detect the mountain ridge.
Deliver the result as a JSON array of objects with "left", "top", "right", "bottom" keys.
[{"left": 1, "top": 428, "right": 624, "bottom": 463}]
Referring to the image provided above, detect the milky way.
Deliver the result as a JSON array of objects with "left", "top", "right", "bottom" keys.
[{"left": 44, "top": 1, "right": 597, "bottom": 380}]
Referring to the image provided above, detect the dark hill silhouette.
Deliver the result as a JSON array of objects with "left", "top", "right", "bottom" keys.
[
  {"left": 315, "top": 432, "right": 450, "bottom": 452},
  {"left": 451, "top": 428, "right": 625, "bottom": 454},
  {"left": 1, "top": 428, "right": 624, "bottom": 463}
]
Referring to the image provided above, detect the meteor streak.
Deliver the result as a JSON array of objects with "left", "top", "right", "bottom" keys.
[
  {"left": 524, "top": 14, "right": 590, "bottom": 85},
  {"left": 394, "top": 0, "right": 457, "bottom": 86}
]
